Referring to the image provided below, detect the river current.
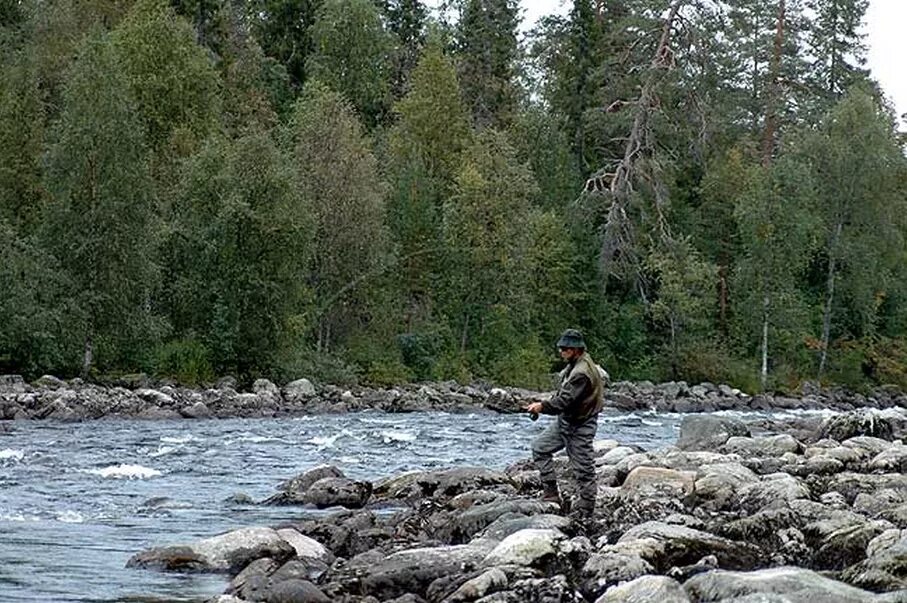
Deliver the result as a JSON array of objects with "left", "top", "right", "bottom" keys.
[{"left": 0, "top": 408, "right": 827, "bottom": 602}]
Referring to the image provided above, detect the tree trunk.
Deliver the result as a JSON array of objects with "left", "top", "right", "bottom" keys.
[
  {"left": 460, "top": 314, "right": 470, "bottom": 354},
  {"left": 669, "top": 314, "right": 678, "bottom": 380},
  {"left": 81, "top": 334, "right": 93, "bottom": 379},
  {"left": 818, "top": 220, "right": 843, "bottom": 377},
  {"left": 717, "top": 261, "right": 729, "bottom": 338},
  {"left": 761, "top": 294, "right": 769, "bottom": 391}
]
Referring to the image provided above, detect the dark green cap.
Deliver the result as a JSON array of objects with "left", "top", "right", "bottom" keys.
[{"left": 556, "top": 328, "right": 586, "bottom": 350}]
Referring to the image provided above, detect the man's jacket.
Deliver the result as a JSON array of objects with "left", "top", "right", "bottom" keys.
[{"left": 540, "top": 353, "right": 604, "bottom": 422}]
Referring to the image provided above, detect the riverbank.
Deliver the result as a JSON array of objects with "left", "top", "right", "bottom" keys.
[
  {"left": 125, "top": 406, "right": 907, "bottom": 602},
  {"left": 2, "top": 373, "right": 906, "bottom": 422}
]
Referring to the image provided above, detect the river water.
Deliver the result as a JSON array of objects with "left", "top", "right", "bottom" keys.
[{"left": 0, "top": 408, "right": 824, "bottom": 602}]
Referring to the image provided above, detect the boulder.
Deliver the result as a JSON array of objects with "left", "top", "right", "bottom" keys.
[
  {"left": 594, "top": 575, "right": 689, "bottom": 603},
  {"left": 481, "top": 528, "right": 566, "bottom": 567},
  {"left": 445, "top": 567, "right": 508, "bottom": 602},
  {"left": 694, "top": 463, "right": 759, "bottom": 511},
  {"left": 302, "top": 477, "right": 372, "bottom": 509},
  {"left": 264, "top": 466, "right": 345, "bottom": 505},
  {"left": 127, "top": 526, "right": 295, "bottom": 573},
  {"left": 340, "top": 543, "right": 494, "bottom": 600},
  {"left": 677, "top": 416, "right": 750, "bottom": 451},
  {"left": 265, "top": 579, "right": 330, "bottom": 603},
  {"left": 842, "top": 528, "right": 907, "bottom": 591},
  {"left": 284, "top": 379, "right": 317, "bottom": 402},
  {"left": 580, "top": 549, "right": 655, "bottom": 600},
  {"left": 722, "top": 435, "right": 801, "bottom": 457},
  {"left": 738, "top": 473, "right": 810, "bottom": 512},
  {"left": 617, "top": 521, "right": 761, "bottom": 571},
  {"left": 684, "top": 566, "right": 879, "bottom": 603},
  {"left": 622, "top": 466, "right": 695, "bottom": 497}
]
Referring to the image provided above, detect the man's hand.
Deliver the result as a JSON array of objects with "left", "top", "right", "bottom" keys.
[{"left": 525, "top": 402, "right": 543, "bottom": 414}]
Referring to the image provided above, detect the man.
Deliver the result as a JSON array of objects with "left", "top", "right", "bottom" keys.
[{"left": 525, "top": 328, "right": 604, "bottom": 521}]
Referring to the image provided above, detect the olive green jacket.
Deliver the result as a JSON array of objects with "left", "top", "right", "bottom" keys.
[{"left": 541, "top": 353, "right": 604, "bottom": 422}]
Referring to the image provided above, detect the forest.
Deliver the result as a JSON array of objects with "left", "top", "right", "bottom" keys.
[{"left": 1, "top": 0, "right": 905, "bottom": 392}]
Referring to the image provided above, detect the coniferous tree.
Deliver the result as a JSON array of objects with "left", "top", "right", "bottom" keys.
[
  {"left": 305, "top": 0, "right": 393, "bottom": 126},
  {"left": 455, "top": 0, "right": 519, "bottom": 128}
]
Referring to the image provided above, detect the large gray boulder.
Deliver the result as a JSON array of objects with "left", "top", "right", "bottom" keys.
[
  {"left": 677, "top": 416, "right": 750, "bottom": 451},
  {"left": 617, "top": 521, "right": 761, "bottom": 571},
  {"left": 843, "top": 528, "right": 907, "bottom": 591},
  {"left": 684, "top": 566, "right": 878, "bottom": 603},
  {"left": 263, "top": 465, "right": 345, "bottom": 505},
  {"left": 595, "top": 575, "right": 689, "bottom": 603},
  {"left": 338, "top": 542, "right": 494, "bottom": 600},
  {"left": 481, "top": 528, "right": 566, "bottom": 567},
  {"left": 127, "top": 527, "right": 295, "bottom": 573},
  {"left": 694, "top": 463, "right": 759, "bottom": 511}
]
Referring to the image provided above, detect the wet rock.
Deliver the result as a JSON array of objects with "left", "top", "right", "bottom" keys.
[
  {"left": 180, "top": 401, "right": 211, "bottom": 419},
  {"left": 822, "top": 408, "right": 907, "bottom": 442},
  {"left": 265, "top": 579, "right": 330, "bottom": 603},
  {"left": 339, "top": 542, "right": 494, "bottom": 600},
  {"left": 264, "top": 466, "right": 345, "bottom": 505},
  {"left": 449, "top": 499, "right": 558, "bottom": 543},
  {"left": 127, "top": 526, "right": 295, "bottom": 573},
  {"left": 302, "top": 477, "right": 372, "bottom": 509},
  {"left": 677, "top": 416, "right": 750, "bottom": 451},
  {"left": 595, "top": 575, "right": 689, "bottom": 603},
  {"left": 374, "top": 467, "right": 515, "bottom": 502}
]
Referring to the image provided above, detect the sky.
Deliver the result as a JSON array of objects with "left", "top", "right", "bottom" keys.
[{"left": 513, "top": 0, "right": 907, "bottom": 127}]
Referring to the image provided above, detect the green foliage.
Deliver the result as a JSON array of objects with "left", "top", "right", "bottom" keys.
[
  {"left": 288, "top": 81, "right": 390, "bottom": 352},
  {"left": 43, "top": 33, "right": 163, "bottom": 374},
  {"left": 111, "top": 0, "right": 220, "bottom": 154},
  {"left": 152, "top": 338, "right": 214, "bottom": 385},
  {"left": 305, "top": 0, "right": 393, "bottom": 126},
  {"left": 166, "top": 129, "right": 311, "bottom": 379},
  {"left": 0, "top": 220, "right": 70, "bottom": 377},
  {"left": 1, "top": 0, "right": 905, "bottom": 394},
  {"left": 248, "top": 0, "right": 322, "bottom": 87},
  {"left": 455, "top": 0, "right": 519, "bottom": 128}
]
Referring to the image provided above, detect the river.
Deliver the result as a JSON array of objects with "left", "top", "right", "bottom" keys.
[{"left": 0, "top": 408, "right": 819, "bottom": 602}]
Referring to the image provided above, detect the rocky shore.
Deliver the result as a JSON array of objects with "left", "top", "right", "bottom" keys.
[
  {"left": 2, "top": 373, "right": 907, "bottom": 421},
  {"left": 125, "top": 407, "right": 907, "bottom": 602}
]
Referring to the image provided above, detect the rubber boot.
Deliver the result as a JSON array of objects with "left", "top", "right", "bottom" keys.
[{"left": 541, "top": 481, "right": 560, "bottom": 504}]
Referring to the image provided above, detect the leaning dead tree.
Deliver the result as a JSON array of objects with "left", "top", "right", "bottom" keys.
[{"left": 584, "top": 1, "right": 685, "bottom": 294}]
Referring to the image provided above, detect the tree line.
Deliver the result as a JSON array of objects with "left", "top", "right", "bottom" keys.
[{"left": 1, "top": 0, "right": 905, "bottom": 392}]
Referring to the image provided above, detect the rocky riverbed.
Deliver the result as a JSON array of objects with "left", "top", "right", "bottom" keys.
[
  {"left": 2, "top": 373, "right": 907, "bottom": 421},
  {"left": 122, "top": 407, "right": 907, "bottom": 603}
]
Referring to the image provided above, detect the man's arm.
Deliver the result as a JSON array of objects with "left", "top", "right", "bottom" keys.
[{"left": 540, "top": 372, "right": 592, "bottom": 415}]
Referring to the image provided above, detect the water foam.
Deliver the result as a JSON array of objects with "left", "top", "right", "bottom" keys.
[
  {"left": 148, "top": 446, "right": 176, "bottom": 458},
  {"left": 88, "top": 464, "right": 162, "bottom": 479},
  {"left": 161, "top": 435, "right": 197, "bottom": 444},
  {"left": 0, "top": 448, "right": 24, "bottom": 461},
  {"left": 378, "top": 430, "right": 417, "bottom": 444},
  {"left": 56, "top": 510, "right": 85, "bottom": 523}
]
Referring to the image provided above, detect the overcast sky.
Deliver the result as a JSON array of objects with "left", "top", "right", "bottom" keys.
[{"left": 512, "top": 0, "right": 907, "bottom": 126}]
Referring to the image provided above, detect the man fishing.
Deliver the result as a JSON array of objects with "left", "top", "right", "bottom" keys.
[{"left": 524, "top": 328, "right": 604, "bottom": 523}]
